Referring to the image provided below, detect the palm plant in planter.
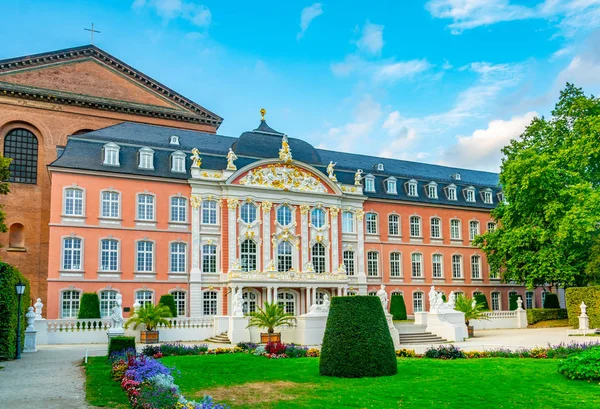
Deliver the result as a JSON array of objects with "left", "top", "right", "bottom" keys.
[
  {"left": 454, "top": 294, "right": 490, "bottom": 337},
  {"left": 247, "top": 302, "right": 297, "bottom": 343},
  {"left": 124, "top": 304, "right": 172, "bottom": 344}
]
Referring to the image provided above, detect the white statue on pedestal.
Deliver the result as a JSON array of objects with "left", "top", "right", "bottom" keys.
[
  {"left": 306, "top": 294, "right": 330, "bottom": 316},
  {"left": 429, "top": 286, "right": 444, "bottom": 312},
  {"left": 580, "top": 301, "right": 588, "bottom": 317},
  {"left": 376, "top": 284, "right": 388, "bottom": 312},
  {"left": 34, "top": 298, "right": 44, "bottom": 320},
  {"left": 447, "top": 291, "right": 456, "bottom": 310},
  {"left": 110, "top": 294, "right": 124, "bottom": 330},
  {"left": 133, "top": 299, "right": 141, "bottom": 312},
  {"left": 516, "top": 296, "right": 524, "bottom": 311},
  {"left": 233, "top": 288, "right": 244, "bottom": 317}
]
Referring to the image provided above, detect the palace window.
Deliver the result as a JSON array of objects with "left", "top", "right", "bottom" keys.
[
  {"left": 367, "top": 251, "right": 379, "bottom": 276},
  {"left": 171, "top": 291, "right": 186, "bottom": 316},
  {"left": 469, "top": 220, "right": 480, "bottom": 241},
  {"left": 202, "top": 200, "right": 218, "bottom": 225},
  {"left": 202, "top": 244, "right": 217, "bottom": 273},
  {"left": 542, "top": 290, "right": 548, "bottom": 307},
  {"left": 240, "top": 203, "right": 257, "bottom": 224},
  {"left": 170, "top": 242, "right": 186, "bottom": 273},
  {"left": 447, "top": 184, "right": 457, "bottom": 201},
  {"left": 311, "top": 208, "right": 325, "bottom": 228},
  {"left": 411, "top": 253, "right": 423, "bottom": 278},
  {"left": 450, "top": 219, "right": 461, "bottom": 240},
  {"left": 452, "top": 254, "right": 463, "bottom": 278},
  {"left": 136, "top": 290, "right": 153, "bottom": 307},
  {"left": 432, "top": 253, "right": 443, "bottom": 278},
  {"left": 430, "top": 217, "right": 441, "bottom": 239},
  {"left": 278, "top": 291, "right": 296, "bottom": 315},
  {"left": 388, "top": 214, "right": 400, "bottom": 236},
  {"left": 136, "top": 241, "right": 154, "bottom": 272},
  {"left": 385, "top": 178, "right": 397, "bottom": 194},
  {"left": 240, "top": 240, "right": 257, "bottom": 272},
  {"left": 62, "top": 237, "right": 82, "bottom": 270},
  {"left": 102, "top": 142, "right": 120, "bottom": 167},
  {"left": 277, "top": 241, "right": 293, "bottom": 272},
  {"left": 61, "top": 290, "right": 81, "bottom": 318},
  {"left": 343, "top": 250, "right": 355, "bottom": 276},
  {"left": 366, "top": 213, "right": 378, "bottom": 234},
  {"left": 465, "top": 186, "right": 476, "bottom": 202},
  {"left": 242, "top": 291, "right": 257, "bottom": 314},
  {"left": 526, "top": 291, "right": 534, "bottom": 309},
  {"left": 312, "top": 243, "right": 326, "bottom": 273},
  {"left": 137, "top": 194, "right": 155, "bottom": 221},
  {"left": 100, "top": 239, "right": 118, "bottom": 271},
  {"left": 171, "top": 151, "right": 186, "bottom": 173},
  {"left": 169, "top": 135, "right": 180, "bottom": 145},
  {"left": 169, "top": 197, "right": 186, "bottom": 223},
  {"left": 490, "top": 268, "right": 500, "bottom": 279},
  {"left": 487, "top": 222, "right": 496, "bottom": 232},
  {"left": 342, "top": 211, "right": 354, "bottom": 233},
  {"left": 101, "top": 191, "right": 120, "bottom": 218},
  {"left": 390, "top": 252, "right": 402, "bottom": 277},
  {"left": 452, "top": 173, "right": 461, "bottom": 181},
  {"left": 427, "top": 182, "right": 438, "bottom": 199},
  {"left": 491, "top": 292, "right": 500, "bottom": 311},
  {"left": 315, "top": 290, "right": 329, "bottom": 305},
  {"left": 364, "top": 175, "right": 375, "bottom": 192},
  {"left": 376, "top": 163, "right": 385, "bottom": 171},
  {"left": 413, "top": 292, "right": 424, "bottom": 313},
  {"left": 483, "top": 190, "right": 493, "bottom": 204},
  {"left": 410, "top": 216, "right": 421, "bottom": 237},
  {"left": 391, "top": 291, "right": 403, "bottom": 297},
  {"left": 471, "top": 255, "right": 481, "bottom": 279},
  {"left": 138, "top": 147, "right": 154, "bottom": 169},
  {"left": 276, "top": 205, "right": 293, "bottom": 226},
  {"left": 368, "top": 291, "right": 377, "bottom": 296},
  {"left": 406, "top": 179, "right": 418, "bottom": 197},
  {"left": 99, "top": 290, "right": 118, "bottom": 318},
  {"left": 203, "top": 291, "right": 218, "bottom": 315},
  {"left": 64, "top": 188, "right": 84, "bottom": 216},
  {"left": 4, "top": 128, "right": 38, "bottom": 184}
]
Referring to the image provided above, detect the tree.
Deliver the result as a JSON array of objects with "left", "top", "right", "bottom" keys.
[
  {"left": 0, "top": 154, "right": 12, "bottom": 236},
  {"left": 246, "top": 302, "right": 297, "bottom": 334},
  {"left": 158, "top": 294, "right": 177, "bottom": 317},
  {"left": 454, "top": 294, "right": 490, "bottom": 327},
  {"left": 474, "top": 84, "right": 600, "bottom": 289},
  {"left": 77, "top": 293, "right": 101, "bottom": 319},
  {"left": 124, "top": 304, "right": 172, "bottom": 331}
]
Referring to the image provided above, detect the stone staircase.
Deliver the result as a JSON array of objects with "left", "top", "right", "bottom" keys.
[
  {"left": 398, "top": 332, "right": 447, "bottom": 345},
  {"left": 206, "top": 331, "right": 231, "bottom": 344}
]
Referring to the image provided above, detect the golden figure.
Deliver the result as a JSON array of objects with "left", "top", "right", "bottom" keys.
[
  {"left": 326, "top": 161, "right": 337, "bottom": 181},
  {"left": 354, "top": 169, "right": 363, "bottom": 185},
  {"left": 191, "top": 148, "right": 202, "bottom": 168},
  {"left": 279, "top": 134, "right": 293, "bottom": 164},
  {"left": 226, "top": 148, "right": 238, "bottom": 171}
]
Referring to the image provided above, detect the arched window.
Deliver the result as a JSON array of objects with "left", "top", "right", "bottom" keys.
[
  {"left": 413, "top": 292, "right": 424, "bottom": 312},
  {"left": 311, "top": 208, "right": 325, "bottom": 228},
  {"left": 202, "top": 244, "right": 217, "bottom": 273},
  {"left": 276, "top": 205, "right": 292, "bottom": 226},
  {"left": 390, "top": 252, "right": 402, "bottom": 277},
  {"left": 430, "top": 217, "right": 441, "bottom": 239},
  {"left": 170, "top": 242, "right": 186, "bottom": 273},
  {"left": 450, "top": 219, "right": 461, "bottom": 240},
  {"left": 410, "top": 216, "right": 421, "bottom": 237},
  {"left": 61, "top": 290, "right": 81, "bottom": 318},
  {"left": 171, "top": 291, "right": 186, "bottom": 316},
  {"left": 170, "top": 197, "right": 186, "bottom": 222},
  {"left": 202, "top": 200, "right": 218, "bottom": 225},
  {"left": 312, "top": 243, "right": 326, "bottom": 273},
  {"left": 343, "top": 250, "right": 355, "bottom": 275},
  {"left": 100, "top": 239, "right": 118, "bottom": 271},
  {"left": 137, "top": 194, "right": 155, "bottom": 221},
  {"left": 491, "top": 291, "right": 501, "bottom": 311},
  {"left": 99, "top": 290, "right": 118, "bottom": 318},
  {"left": 136, "top": 290, "right": 153, "bottom": 307},
  {"left": 240, "top": 240, "right": 257, "bottom": 272},
  {"left": 171, "top": 151, "right": 186, "bottom": 173},
  {"left": 469, "top": 220, "right": 480, "bottom": 240},
  {"left": 4, "top": 128, "right": 38, "bottom": 184},
  {"left": 277, "top": 241, "right": 293, "bottom": 272},
  {"left": 367, "top": 251, "right": 379, "bottom": 276},
  {"left": 64, "top": 188, "right": 84, "bottom": 216},
  {"left": 136, "top": 241, "right": 154, "bottom": 272},
  {"left": 432, "top": 253, "right": 443, "bottom": 278},
  {"left": 101, "top": 191, "right": 120, "bottom": 218},
  {"left": 8, "top": 223, "right": 24, "bottom": 249},
  {"left": 525, "top": 291, "right": 534, "bottom": 309},
  {"left": 62, "top": 237, "right": 82, "bottom": 271},
  {"left": 277, "top": 291, "right": 296, "bottom": 315},
  {"left": 366, "top": 212, "right": 378, "bottom": 234},
  {"left": 388, "top": 214, "right": 400, "bottom": 236},
  {"left": 242, "top": 290, "right": 258, "bottom": 314},
  {"left": 138, "top": 147, "right": 154, "bottom": 169},
  {"left": 203, "top": 291, "right": 218, "bottom": 315},
  {"left": 411, "top": 253, "right": 423, "bottom": 277},
  {"left": 452, "top": 254, "right": 463, "bottom": 278},
  {"left": 471, "top": 255, "right": 481, "bottom": 279},
  {"left": 240, "top": 203, "right": 257, "bottom": 224}
]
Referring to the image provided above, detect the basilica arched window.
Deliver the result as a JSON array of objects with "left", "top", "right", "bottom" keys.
[
  {"left": 4, "top": 128, "right": 38, "bottom": 184},
  {"left": 312, "top": 243, "right": 326, "bottom": 273},
  {"left": 277, "top": 241, "right": 293, "bottom": 272},
  {"left": 240, "top": 240, "right": 257, "bottom": 272}
]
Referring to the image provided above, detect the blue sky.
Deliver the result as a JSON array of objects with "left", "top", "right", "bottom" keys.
[{"left": 3, "top": 0, "right": 600, "bottom": 172}]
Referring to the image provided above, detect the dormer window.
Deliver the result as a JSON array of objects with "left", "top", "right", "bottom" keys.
[
  {"left": 169, "top": 135, "right": 180, "bottom": 145},
  {"left": 385, "top": 177, "right": 397, "bottom": 194},
  {"left": 465, "top": 186, "right": 476, "bottom": 202},
  {"left": 497, "top": 192, "right": 506, "bottom": 203},
  {"left": 103, "top": 142, "right": 120, "bottom": 166},
  {"left": 482, "top": 189, "right": 493, "bottom": 204},
  {"left": 427, "top": 182, "right": 438, "bottom": 199},
  {"left": 446, "top": 184, "right": 457, "bottom": 201},
  {"left": 376, "top": 163, "right": 384, "bottom": 171},
  {"left": 406, "top": 179, "right": 418, "bottom": 197},
  {"left": 139, "top": 147, "right": 154, "bottom": 170},
  {"left": 365, "top": 174, "right": 375, "bottom": 192},
  {"left": 452, "top": 173, "right": 461, "bottom": 181},
  {"left": 171, "top": 151, "right": 186, "bottom": 173}
]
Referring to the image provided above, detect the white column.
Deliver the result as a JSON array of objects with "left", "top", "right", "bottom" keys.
[
  {"left": 262, "top": 202, "right": 272, "bottom": 269},
  {"left": 311, "top": 287, "right": 317, "bottom": 305},
  {"left": 191, "top": 201, "right": 201, "bottom": 276},
  {"left": 330, "top": 207, "right": 339, "bottom": 271},
  {"left": 273, "top": 286, "right": 279, "bottom": 306},
  {"left": 356, "top": 210, "right": 367, "bottom": 295},
  {"left": 267, "top": 286, "right": 272, "bottom": 304},
  {"left": 189, "top": 197, "right": 202, "bottom": 317},
  {"left": 306, "top": 286, "right": 311, "bottom": 308},
  {"left": 227, "top": 199, "right": 238, "bottom": 269},
  {"left": 301, "top": 206, "right": 309, "bottom": 270}
]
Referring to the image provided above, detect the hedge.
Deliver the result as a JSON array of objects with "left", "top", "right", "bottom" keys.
[
  {"left": 509, "top": 293, "right": 523, "bottom": 311},
  {"left": 390, "top": 295, "right": 407, "bottom": 320},
  {"left": 526, "top": 308, "right": 568, "bottom": 325},
  {"left": 320, "top": 296, "right": 397, "bottom": 378},
  {"left": 544, "top": 293, "right": 560, "bottom": 309},
  {"left": 474, "top": 294, "right": 489, "bottom": 311},
  {"left": 159, "top": 294, "right": 178, "bottom": 318},
  {"left": 78, "top": 293, "right": 101, "bottom": 319},
  {"left": 108, "top": 336, "right": 136, "bottom": 356},
  {"left": 566, "top": 286, "right": 600, "bottom": 329},
  {"left": 0, "top": 262, "right": 30, "bottom": 360}
]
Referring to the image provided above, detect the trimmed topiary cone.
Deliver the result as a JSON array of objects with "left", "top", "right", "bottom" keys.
[
  {"left": 390, "top": 294, "right": 407, "bottom": 320},
  {"left": 474, "top": 294, "right": 490, "bottom": 311},
  {"left": 543, "top": 293, "right": 560, "bottom": 309},
  {"left": 159, "top": 294, "right": 178, "bottom": 317},
  {"left": 320, "top": 296, "right": 397, "bottom": 378}
]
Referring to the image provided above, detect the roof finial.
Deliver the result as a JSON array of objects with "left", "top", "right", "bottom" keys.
[{"left": 260, "top": 108, "right": 266, "bottom": 121}]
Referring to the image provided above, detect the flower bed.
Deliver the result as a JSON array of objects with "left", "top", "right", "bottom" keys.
[{"left": 110, "top": 350, "right": 228, "bottom": 409}]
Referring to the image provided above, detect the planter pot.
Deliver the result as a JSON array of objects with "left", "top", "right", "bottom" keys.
[
  {"left": 260, "top": 332, "right": 281, "bottom": 343},
  {"left": 141, "top": 330, "right": 159, "bottom": 344},
  {"left": 467, "top": 325, "right": 474, "bottom": 337}
]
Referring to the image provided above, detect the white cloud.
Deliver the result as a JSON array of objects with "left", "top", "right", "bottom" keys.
[
  {"left": 356, "top": 21, "right": 385, "bottom": 54},
  {"left": 330, "top": 56, "right": 433, "bottom": 83},
  {"left": 133, "top": 0, "right": 212, "bottom": 27},
  {"left": 373, "top": 59, "right": 433, "bottom": 83},
  {"left": 438, "top": 111, "right": 538, "bottom": 171},
  {"left": 425, "top": 0, "right": 600, "bottom": 36},
  {"left": 297, "top": 3, "right": 323, "bottom": 40}
]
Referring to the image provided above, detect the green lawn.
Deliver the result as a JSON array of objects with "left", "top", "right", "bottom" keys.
[
  {"left": 86, "top": 354, "right": 600, "bottom": 409},
  {"left": 85, "top": 357, "right": 129, "bottom": 409}
]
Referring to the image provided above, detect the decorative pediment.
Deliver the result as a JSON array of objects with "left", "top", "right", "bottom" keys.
[{"left": 238, "top": 164, "right": 328, "bottom": 193}]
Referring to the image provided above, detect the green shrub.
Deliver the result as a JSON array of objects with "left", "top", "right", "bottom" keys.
[
  {"left": 108, "top": 336, "right": 136, "bottom": 356},
  {"left": 389, "top": 295, "right": 407, "bottom": 320},
  {"left": 474, "top": 294, "right": 490, "bottom": 311},
  {"left": 526, "top": 308, "right": 568, "bottom": 325},
  {"left": 77, "top": 293, "right": 101, "bottom": 319},
  {"left": 558, "top": 347, "right": 600, "bottom": 381},
  {"left": 509, "top": 293, "right": 523, "bottom": 310},
  {"left": 0, "top": 262, "right": 30, "bottom": 360},
  {"left": 543, "top": 293, "right": 560, "bottom": 309},
  {"left": 425, "top": 345, "right": 465, "bottom": 359},
  {"left": 158, "top": 294, "right": 178, "bottom": 317},
  {"left": 566, "top": 286, "right": 600, "bottom": 329},
  {"left": 320, "top": 296, "right": 397, "bottom": 378}
]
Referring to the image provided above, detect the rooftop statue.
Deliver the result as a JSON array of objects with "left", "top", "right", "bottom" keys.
[
  {"left": 279, "top": 134, "right": 293, "bottom": 164},
  {"left": 191, "top": 148, "right": 202, "bottom": 168},
  {"left": 327, "top": 161, "right": 337, "bottom": 182},
  {"left": 354, "top": 169, "right": 363, "bottom": 186},
  {"left": 227, "top": 148, "right": 238, "bottom": 171}
]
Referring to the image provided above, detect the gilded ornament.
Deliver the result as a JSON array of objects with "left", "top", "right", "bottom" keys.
[
  {"left": 354, "top": 169, "right": 363, "bottom": 186},
  {"left": 191, "top": 148, "right": 202, "bottom": 168},
  {"left": 278, "top": 134, "right": 293, "bottom": 164},
  {"left": 239, "top": 164, "right": 327, "bottom": 193},
  {"left": 260, "top": 108, "right": 266, "bottom": 120},
  {"left": 355, "top": 209, "right": 365, "bottom": 221},
  {"left": 227, "top": 148, "right": 238, "bottom": 171},
  {"left": 227, "top": 198, "right": 239, "bottom": 210},
  {"left": 261, "top": 201, "right": 273, "bottom": 212},
  {"left": 299, "top": 204, "right": 310, "bottom": 215},
  {"left": 190, "top": 195, "right": 201, "bottom": 209},
  {"left": 329, "top": 206, "right": 340, "bottom": 217},
  {"left": 326, "top": 161, "right": 337, "bottom": 182}
]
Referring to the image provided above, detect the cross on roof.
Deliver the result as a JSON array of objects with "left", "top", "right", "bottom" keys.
[{"left": 84, "top": 23, "right": 101, "bottom": 45}]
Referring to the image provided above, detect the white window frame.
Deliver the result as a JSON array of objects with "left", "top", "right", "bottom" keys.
[
  {"left": 406, "top": 179, "right": 418, "bottom": 197},
  {"left": 469, "top": 220, "right": 480, "bottom": 241},
  {"left": 100, "top": 190, "right": 120, "bottom": 219},
  {"left": 171, "top": 151, "right": 186, "bottom": 173},
  {"left": 343, "top": 250, "right": 355, "bottom": 276},
  {"left": 471, "top": 255, "right": 481, "bottom": 279},
  {"left": 487, "top": 221, "right": 496, "bottom": 232},
  {"left": 99, "top": 238, "right": 119, "bottom": 272},
  {"left": 136, "top": 240, "right": 154, "bottom": 273},
  {"left": 366, "top": 212, "right": 378, "bottom": 234},
  {"left": 413, "top": 291, "right": 424, "bottom": 312},
  {"left": 63, "top": 187, "right": 85, "bottom": 216},
  {"left": 135, "top": 290, "right": 154, "bottom": 307},
  {"left": 385, "top": 177, "right": 397, "bottom": 194},
  {"left": 525, "top": 291, "right": 534, "bottom": 309},
  {"left": 427, "top": 182, "right": 438, "bottom": 199},
  {"left": 411, "top": 252, "right": 423, "bottom": 278},
  {"left": 62, "top": 237, "right": 83, "bottom": 271},
  {"left": 61, "top": 290, "right": 81, "bottom": 318},
  {"left": 450, "top": 219, "right": 461, "bottom": 240},
  {"left": 432, "top": 253, "right": 443, "bottom": 278},
  {"left": 277, "top": 291, "right": 297, "bottom": 315},
  {"left": 491, "top": 292, "right": 501, "bottom": 311},
  {"left": 242, "top": 290, "right": 258, "bottom": 314},
  {"left": 170, "top": 242, "right": 187, "bottom": 273},
  {"left": 202, "top": 199, "right": 218, "bottom": 225},
  {"left": 276, "top": 205, "right": 293, "bottom": 227},
  {"left": 342, "top": 211, "right": 355, "bottom": 233},
  {"left": 390, "top": 252, "right": 402, "bottom": 277},
  {"left": 465, "top": 186, "right": 476, "bottom": 202},
  {"left": 483, "top": 189, "right": 493, "bottom": 204},
  {"left": 99, "top": 290, "right": 118, "bottom": 318},
  {"left": 170, "top": 196, "right": 187, "bottom": 223},
  {"left": 169, "top": 135, "right": 180, "bottom": 145},
  {"left": 452, "top": 254, "right": 463, "bottom": 278},
  {"left": 364, "top": 174, "right": 375, "bottom": 192},
  {"left": 367, "top": 251, "right": 379, "bottom": 276},
  {"left": 103, "top": 142, "right": 120, "bottom": 166},
  {"left": 138, "top": 147, "right": 154, "bottom": 170},
  {"left": 203, "top": 291, "right": 218, "bottom": 315},
  {"left": 446, "top": 184, "right": 457, "bottom": 201},
  {"left": 311, "top": 242, "right": 326, "bottom": 273},
  {"left": 311, "top": 207, "right": 326, "bottom": 228},
  {"left": 240, "top": 239, "right": 257, "bottom": 272},
  {"left": 171, "top": 290, "right": 186, "bottom": 316},
  {"left": 430, "top": 217, "right": 442, "bottom": 239},
  {"left": 240, "top": 202, "right": 257, "bottom": 224},
  {"left": 388, "top": 214, "right": 400, "bottom": 236},
  {"left": 409, "top": 215, "right": 421, "bottom": 237},
  {"left": 202, "top": 244, "right": 218, "bottom": 273},
  {"left": 137, "top": 193, "right": 155, "bottom": 221}
]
